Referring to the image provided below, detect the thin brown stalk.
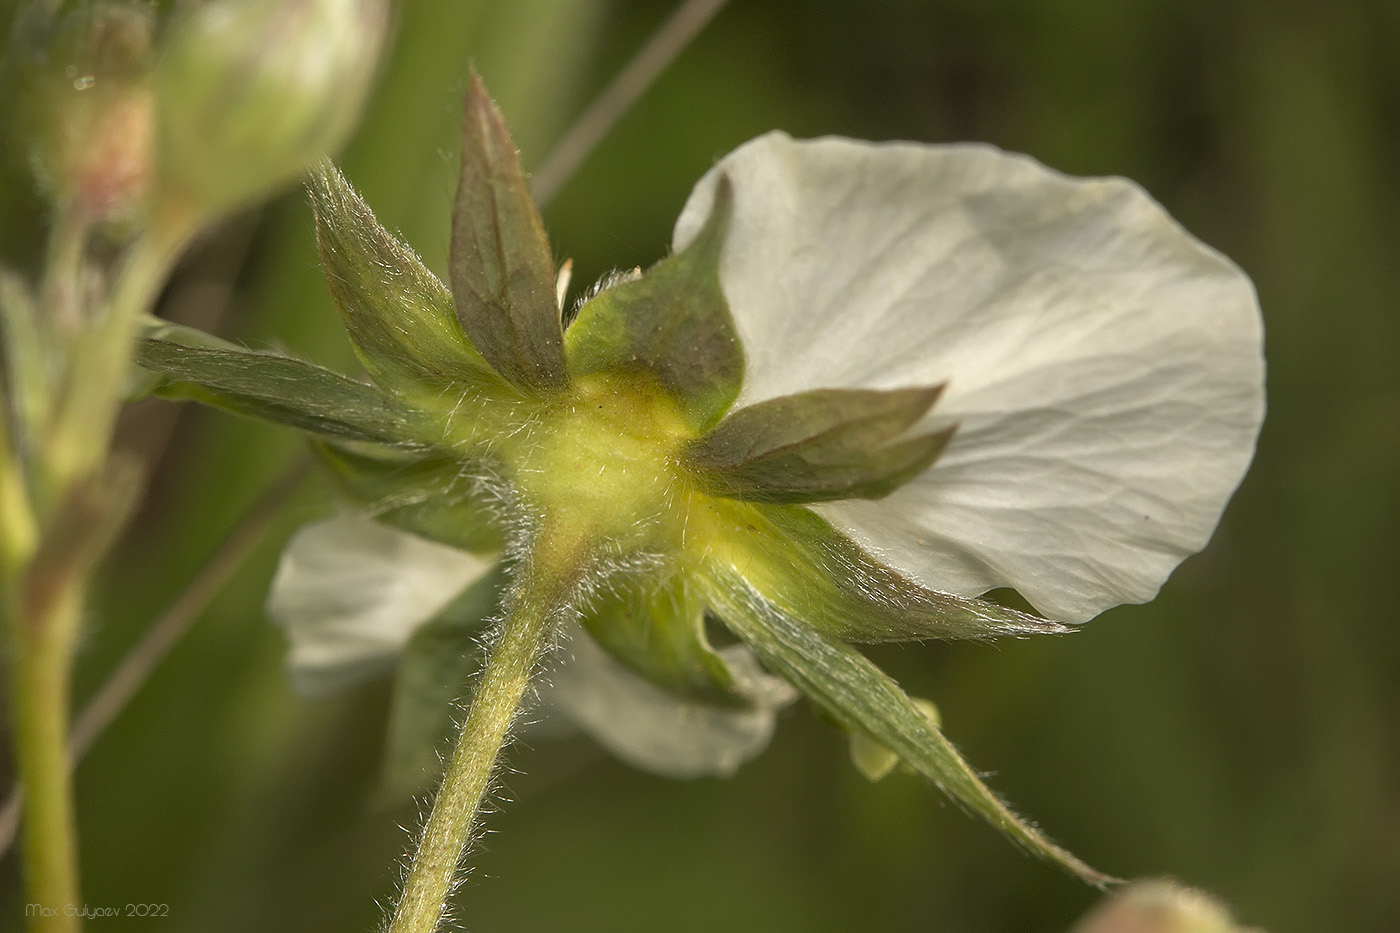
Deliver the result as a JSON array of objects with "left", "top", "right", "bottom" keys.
[{"left": 530, "top": 0, "right": 733, "bottom": 207}]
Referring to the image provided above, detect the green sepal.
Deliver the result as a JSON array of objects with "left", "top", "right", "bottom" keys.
[
  {"left": 709, "top": 499, "right": 1067, "bottom": 642},
  {"left": 137, "top": 336, "right": 423, "bottom": 445},
  {"left": 315, "top": 441, "right": 503, "bottom": 554},
  {"left": 685, "top": 385, "right": 952, "bottom": 503},
  {"left": 579, "top": 573, "right": 747, "bottom": 707},
  {"left": 385, "top": 563, "right": 507, "bottom": 796},
  {"left": 704, "top": 572, "right": 1113, "bottom": 888},
  {"left": 307, "top": 159, "right": 504, "bottom": 395},
  {"left": 565, "top": 176, "right": 742, "bottom": 432},
  {"left": 449, "top": 73, "right": 565, "bottom": 392}
]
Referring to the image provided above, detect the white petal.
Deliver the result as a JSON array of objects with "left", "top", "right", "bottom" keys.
[
  {"left": 539, "top": 625, "right": 796, "bottom": 779},
  {"left": 266, "top": 513, "right": 495, "bottom": 696},
  {"left": 676, "top": 133, "right": 1264, "bottom": 621}
]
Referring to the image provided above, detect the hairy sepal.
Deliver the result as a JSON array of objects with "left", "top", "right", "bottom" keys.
[
  {"left": 449, "top": 73, "right": 566, "bottom": 392},
  {"left": 137, "top": 336, "right": 423, "bottom": 446},
  {"left": 308, "top": 159, "right": 504, "bottom": 396},
  {"left": 579, "top": 571, "right": 749, "bottom": 707},
  {"left": 686, "top": 385, "right": 952, "bottom": 503},
  {"left": 565, "top": 176, "right": 742, "bottom": 432},
  {"left": 700, "top": 499, "right": 1067, "bottom": 642},
  {"left": 704, "top": 573, "right": 1113, "bottom": 888}
]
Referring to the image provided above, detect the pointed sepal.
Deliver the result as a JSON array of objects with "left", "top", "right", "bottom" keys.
[
  {"left": 137, "top": 336, "right": 423, "bottom": 445},
  {"left": 580, "top": 573, "right": 745, "bottom": 706},
  {"left": 704, "top": 500, "right": 1066, "bottom": 642},
  {"left": 308, "top": 159, "right": 503, "bottom": 395},
  {"left": 704, "top": 572, "right": 1114, "bottom": 888},
  {"left": 565, "top": 176, "right": 743, "bottom": 431},
  {"left": 685, "top": 385, "right": 952, "bottom": 503},
  {"left": 449, "top": 73, "right": 566, "bottom": 392}
]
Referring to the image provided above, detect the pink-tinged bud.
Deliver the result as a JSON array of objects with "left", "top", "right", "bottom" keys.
[
  {"left": 30, "top": 2, "right": 157, "bottom": 224},
  {"left": 156, "top": 0, "right": 389, "bottom": 220}
]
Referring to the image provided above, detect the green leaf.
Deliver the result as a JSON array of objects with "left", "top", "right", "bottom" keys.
[
  {"left": 579, "top": 572, "right": 746, "bottom": 706},
  {"left": 385, "top": 564, "right": 507, "bottom": 796},
  {"left": 315, "top": 441, "right": 504, "bottom": 554},
  {"left": 685, "top": 385, "right": 953, "bottom": 503},
  {"left": 565, "top": 175, "right": 742, "bottom": 432},
  {"left": 308, "top": 159, "right": 504, "bottom": 394},
  {"left": 704, "top": 499, "right": 1067, "bottom": 641},
  {"left": 449, "top": 73, "right": 565, "bottom": 392},
  {"left": 137, "top": 336, "right": 423, "bottom": 445},
  {"left": 703, "top": 571, "right": 1114, "bottom": 888}
]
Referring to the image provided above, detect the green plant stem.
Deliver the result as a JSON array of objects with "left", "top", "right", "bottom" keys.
[
  {"left": 5, "top": 581, "right": 83, "bottom": 932},
  {"left": 388, "top": 542, "right": 583, "bottom": 933},
  {"left": 3, "top": 203, "right": 195, "bottom": 932}
]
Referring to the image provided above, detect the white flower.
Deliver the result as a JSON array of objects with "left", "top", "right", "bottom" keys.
[
  {"left": 675, "top": 133, "right": 1263, "bottom": 623},
  {"left": 269, "top": 132, "right": 1263, "bottom": 782}
]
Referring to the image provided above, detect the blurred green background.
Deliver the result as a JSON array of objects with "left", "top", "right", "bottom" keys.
[{"left": 3, "top": 0, "right": 1399, "bottom": 930}]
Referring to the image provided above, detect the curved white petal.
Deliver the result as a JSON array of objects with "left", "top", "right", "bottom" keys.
[
  {"left": 267, "top": 513, "right": 495, "bottom": 696},
  {"left": 676, "top": 133, "right": 1264, "bottom": 621},
  {"left": 539, "top": 626, "right": 796, "bottom": 779}
]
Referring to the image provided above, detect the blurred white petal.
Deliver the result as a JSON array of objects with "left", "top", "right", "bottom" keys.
[
  {"left": 676, "top": 133, "right": 1264, "bottom": 621},
  {"left": 539, "top": 625, "right": 797, "bottom": 779},
  {"left": 267, "top": 513, "right": 495, "bottom": 696}
]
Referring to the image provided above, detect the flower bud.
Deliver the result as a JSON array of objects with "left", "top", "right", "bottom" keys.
[
  {"left": 156, "top": 0, "right": 388, "bottom": 220},
  {"left": 1073, "top": 880, "right": 1263, "bottom": 933},
  {"left": 29, "top": 2, "right": 157, "bottom": 224}
]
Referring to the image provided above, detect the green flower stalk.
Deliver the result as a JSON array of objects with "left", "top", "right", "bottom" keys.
[{"left": 137, "top": 74, "right": 1265, "bottom": 930}]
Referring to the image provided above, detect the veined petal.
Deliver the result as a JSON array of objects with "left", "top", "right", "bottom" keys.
[
  {"left": 539, "top": 625, "right": 796, "bottom": 779},
  {"left": 675, "top": 133, "right": 1264, "bottom": 621},
  {"left": 267, "top": 513, "right": 495, "bottom": 696}
]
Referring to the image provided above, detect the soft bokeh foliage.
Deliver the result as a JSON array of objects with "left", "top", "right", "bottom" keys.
[{"left": 1, "top": 0, "right": 1396, "bottom": 930}]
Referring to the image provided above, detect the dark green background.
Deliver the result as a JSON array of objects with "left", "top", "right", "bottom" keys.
[{"left": 3, "top": 0, "right": 1397, "bottom": 930}]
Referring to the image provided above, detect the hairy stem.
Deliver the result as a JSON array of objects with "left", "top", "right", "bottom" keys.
[{"left": 388, "top": 539, "right": 585, "bottom": 933}]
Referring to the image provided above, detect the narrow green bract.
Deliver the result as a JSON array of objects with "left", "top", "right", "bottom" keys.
[{"left": 138, "top": 336, "right": 423, "bottom": 446}]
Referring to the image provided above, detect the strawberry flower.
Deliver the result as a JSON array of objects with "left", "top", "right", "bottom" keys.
[{"left": 138, "top": 77, "right": 1264, "bottom": 905}]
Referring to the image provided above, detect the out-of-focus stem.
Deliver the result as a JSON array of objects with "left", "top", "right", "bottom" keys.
[
  {"left": 5, "top": 578, "right": 84, "bottom": 933},
  {"left": 43, "top": 204, "right": 194, "bottom": 497},
  {"left": 39, "top": 211, "right": 90, "bottom": 338}
]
